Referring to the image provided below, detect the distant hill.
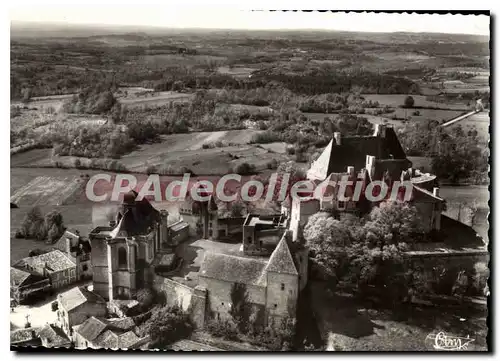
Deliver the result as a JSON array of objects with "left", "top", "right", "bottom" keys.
[{"left": 10, "top": 21, "right": 490, "bottom": 42}]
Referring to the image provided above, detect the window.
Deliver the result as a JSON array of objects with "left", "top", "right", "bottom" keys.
[
  {"left": 338, "top": 201, "right": 345, "bottom": 209},
  {"left": 247, "top": 237, "right": 252, "bottom": 244},
  {"left": 118, "top": 247, "right": 127, "bottom": 268},
  {"left": 82, "top": 264, "right": 88, "bottom": 272},
  {"left": 274, "top": 304, "right": 277, "bottom": 308},
  {"left": 281, "top": 283, "right": 285, "bottom": 291},
  {"left": 221, "top": 302, "right": 224, "bottom": 306},
  {"left": 209, "top": 222, "right": 212, "bottom": 229}
]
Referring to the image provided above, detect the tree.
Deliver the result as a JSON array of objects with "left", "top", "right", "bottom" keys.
[
  {"left": 21, "top": 88, "right": 32, "bottom": 104},
  {"left": 29, "top": 249, "right": 49, "bottom": 257},
  {"left": 147, "top": 305, "right": 193, "bottom": 349},
  {"left": 136, "top": 288, "right": 156, "bottom": 311},
  {"left": 403, "top": 95, "right": 415, "bottom": 108},
  {"left": 229, "top": 283, "right": 252, "bottom": 333},
  {"left": 44, "top": 211, "right": 65, "bottom": 243},
  {"left": 21, "top": 206, "right": 46, "bottom": 240}
]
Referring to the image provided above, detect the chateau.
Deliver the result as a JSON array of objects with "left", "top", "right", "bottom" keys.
[{"left": 86, "top": 123, "right": 448, "bottom": 330}]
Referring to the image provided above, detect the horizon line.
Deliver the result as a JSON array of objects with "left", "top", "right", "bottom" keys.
[{"left": 10, "top": 19, "right": 491, "bottom": 38}]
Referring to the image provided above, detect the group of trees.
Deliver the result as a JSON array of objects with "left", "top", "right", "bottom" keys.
[
  {"left": 398, "top": 121, "right": 489, "bottom": 184},
  {"left": 16, "top": 207, "right": 65, "bottom": 243},
  {"left": 304, "top": 202, "right": 422, "bottom": 305}
]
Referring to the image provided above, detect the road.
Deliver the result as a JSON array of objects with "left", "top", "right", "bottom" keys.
[{"left": 441, "top": 110, "right": 478, "bottom": 127}]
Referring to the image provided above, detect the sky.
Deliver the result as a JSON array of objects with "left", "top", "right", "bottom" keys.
[{"left": 9, "top": 6, "right": 490, "bottom": 35}]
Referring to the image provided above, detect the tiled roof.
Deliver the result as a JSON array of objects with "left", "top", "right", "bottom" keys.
[
  {"left": 93, "top": 329, "right": 119, "bottom": 349},
  {"left": 106, "top": 317, "right": 136, "bottom": 332},
  {"left": 265, "top": 236, "right": 298, "bottom": 275},
  {"left": 118, "top": 331, "right": 141, "bottom": 349},
  {"left": 58, "top": 287, "right": 105, "bottom": 312},
  {"left": 38, "top": 324, "right": 71, "bottom": 348},
  {"left": 10, "top": 327, "right": 41, "bottom": 345},
  {"left": 15, "top": 250, "right": 76, "bottom": 273},
  {"left": 76, "top": 317, "right": 108, "bottom": 342},
  {"left": 200, "top": 252, "right": 268, "bottom": 286},
  {"left": 10, "top": 267, "right": 31, "bottom": 286}
]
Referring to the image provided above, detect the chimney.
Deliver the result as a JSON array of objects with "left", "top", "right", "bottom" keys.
[
  {"left": 433, "top": 187, "right": 440, "bottom": 198},
  {"left": 347, "top": 166, "right": 355, "bottom": 176},
  {"left": 333, "top": 132, "right": 341, "bottom": 145},
  {"left": 374, "top": 124, "right": 386, "bottom": 137}
]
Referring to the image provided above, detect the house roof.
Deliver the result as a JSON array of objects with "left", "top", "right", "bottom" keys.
[
  {"left": 308, "top": 127, "right": 407, "bottom": 180},
  {"left": 10, "top": 267, "right": 31, "bottom": 287},
  {"left": 76, "top": 317, "right": 108, "bottom": 342},
  {"left": 200, "top": 252, "right": 268, "bottom": 286},
  {"left": 38, "top": 324, "right": 71, "bottom": 348},
  {"left": 14, "top": 250, "right": 76, "bottom": 273},
  {"left": 93, "top": 330, "right": 119, "bottom": 349},
  {"left": 10, "top": 327, "right": 41, "bottom": 345},
  {"left": 265, "top": 236, "right": 298, "bottom": 275},
  {"left": 106, "top": 317, "right": 136, "bottom": 332},
  {"left": 53, "top": 230, "right": 91, "bottom": 255},
  {"left": 412, "top": 186, "right": 444, "bottom": 203},
  {"left": 118, "top": 331, "right": 141, "bottom": 349},
  {"left": 58, "top": 287, "right": 105, "bottom": 312}
]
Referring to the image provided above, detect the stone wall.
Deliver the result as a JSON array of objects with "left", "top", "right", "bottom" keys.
[{"left": 152, "top": 275, "right": 207, "bottom": 328}]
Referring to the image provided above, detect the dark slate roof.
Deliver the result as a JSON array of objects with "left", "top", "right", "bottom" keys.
[
  {"left": 38, "top": 324, "right": 71, "bottom": 348},
  {"left": 265, "top": 236, "right": 298, "bottom": 275},
  {"left": 309, "top": 127, "right": 407, "bottom": 180},
  {"left": 200, "top": 252, "right": 268, "bottom": 286},
  {"left": 58, "top": 287, "right": 106, "bottom": 312},
  {"left": 76, "top": 317, "right": 108, "bottom": 342},
  {"left": 372, "top": 159, "right": 412, "bottom": 182}
]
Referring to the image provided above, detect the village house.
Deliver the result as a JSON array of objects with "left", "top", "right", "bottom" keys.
[
  {"left": 10, "top": 328, "right": 42, "bottom": 347},
  {"left": 38, "top": 324, "right": 72, "bottom": 348},
  {"left": 57, "top": 286, "right": 107, "bottom": 338},
  {"left": 10, "top": 266, "right": 51, "bottom": 304},
  {"left": 12, "top": 250, "right": 77, "bottom": 290},
  {"left": 179, "top": 194, "right": 246, "bottom": 240},
  {"left": 73, "top": 316, "right": 146, "bottom": 350},
  {"left": 54, "top": 230, "right": 92, "bottom": 280}
]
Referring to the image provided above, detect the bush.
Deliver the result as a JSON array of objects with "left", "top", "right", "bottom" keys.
[
  {"left": 404, "top": 95, "right": 415, "bottom": 108},
  {"left": 266, "top": 159, "right": 278, "bottom": 170},
  {"left": 234, "top": 162, "right": 256, "bottom": 175},
  {"left": 205, "top": 319, "right": 239, "bottom": 341},
  {"left": 146, "top": 165, "right": 158, "bottom": 175},
  {"left": 73, "top": 158, "right": 82, "bottom": 169},
  {"left": 136, "top": 288, "right": 156, "bottom": 311}
]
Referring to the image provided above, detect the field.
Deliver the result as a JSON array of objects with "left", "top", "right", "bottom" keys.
[
  {"left": 119, "top": 130, "right": 288, "bottom": 173},
  {"left": 118, "top": 90, "right": 194, "bottom": 107},
  {"left": 361, "top": 94, "right": 469, "bottom": 111}
]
